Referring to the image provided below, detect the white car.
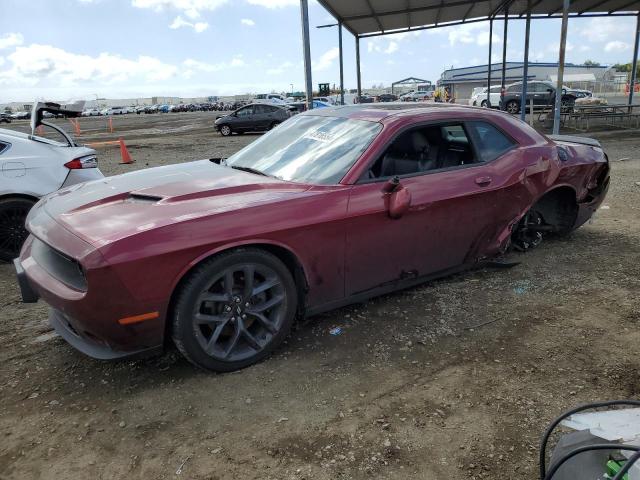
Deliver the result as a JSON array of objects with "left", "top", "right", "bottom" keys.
[
  {"left": 468, "top": 85, "right": 501, "bottom": 108},
  {"left": 102, "top": 106, "right": 127, "bottom": 115},
  {"left": 81, "top": 108, "right": 101, "bottom": 116},
  {"left": 0, "top": 101, "right": 104, "bottom": 261}
]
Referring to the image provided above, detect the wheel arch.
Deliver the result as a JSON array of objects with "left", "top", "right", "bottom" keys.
[
  {"left": 0, "top": 192, "right": 40, "bottom": 203},
  {"left": 164, "top": 240, "right": 310, "bottom": 343},
  {"left": 528, "top": 184, "right": 579, "bottom": 232}
]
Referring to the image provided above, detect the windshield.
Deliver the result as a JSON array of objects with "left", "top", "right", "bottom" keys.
[{"left": 224, "top": 114, "right": 382, "bottom": 184}]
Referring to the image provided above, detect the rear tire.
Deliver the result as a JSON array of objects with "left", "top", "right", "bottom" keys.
[
  {"left": 480, "top": 100, "right": 488, "bottom": 108},
  {"left": 171, "top": 248, "right": 298, "bottom": 372},
  {"left": 506, "top": 100, "right": 520, "bottom": 114},
  {"left": 269, "top": 121, "right": 281, "bottom": 130},
  {"left": 0, "top": 197, "right": 35, "bottom": 262}
]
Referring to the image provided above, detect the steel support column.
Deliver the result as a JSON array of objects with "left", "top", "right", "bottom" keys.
[
  {"left": 520, "top": 4, "right": 531, "bottom": 121},
  {"left": 500, "top": 8, "right": 509, "bottom": 97},
  {"left": 487, "top": 18, "right": 493, "bottom": 107},
  {"left": 629, "top": 13, "right": 640, "bottom": 106},
  {"left": 553, "top": 0, "right": 570, "bottom": 134},
  {"left": 338, "top": 22, "right": 344, "bottom": 105},
  {"left": 300, "top": 0, "right": 313, "bottom": 110},
  {"left": 356, "top": 36, "right": 362, "bottom": 102}
]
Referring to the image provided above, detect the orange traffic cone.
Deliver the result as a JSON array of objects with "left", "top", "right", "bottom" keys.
[
  {"left": 36, "top": 125, "right": 44, "bottom": 136},
  {"left": 108, "top": 117, "right": 113, "bottom": 133},
  {"left": 119, "top": 138, "right": 134, "bottom": 164},
  {"left": 68, "top": 118, "right": 81, "bottom": 135}
]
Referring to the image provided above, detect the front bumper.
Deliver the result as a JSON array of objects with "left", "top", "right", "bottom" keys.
[
  {"left": 14, "top": 258, "right": 39, "bottom": 303},
  {"left": 49, "top": 308, "right": 162, "bottom": 360},
  {"left": 16, "top": 232, "right": 167, "bottom": 361}
]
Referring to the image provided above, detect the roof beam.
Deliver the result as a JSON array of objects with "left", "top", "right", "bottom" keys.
[
  {"left": 364, "top": 0, "right": 384, "bottom": 32},
  {"left": 489, "top": 0, "right": 513, "bottom": 18},
  {"left": 435, "top": 0, "right": 445, "bottom": 25},
  {"left": 579, "top": 0, "right": 613, "bottom": 13},
  {"left": 610, "top": 0, "right": 638, "bottom": 12},
  {"left": 340, "top": 0, "right": 491, "bottom": 22},
  {"left": 314, "top": 1, "right": 358, "bottom": 36},
  {"left": 463, "top": 2, "right": 476, "bottom": 20},
  {"left": 549, "top": 3, "right": 565, "bottom": 14}
]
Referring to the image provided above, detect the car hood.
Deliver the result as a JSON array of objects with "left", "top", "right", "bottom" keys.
[{"left": 35, "top": 160, "right": 312, "bottom": 248}]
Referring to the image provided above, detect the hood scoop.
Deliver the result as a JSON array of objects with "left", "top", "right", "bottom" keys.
[{"left": 126, "top": 193, "right": 164, "bottom": 203}]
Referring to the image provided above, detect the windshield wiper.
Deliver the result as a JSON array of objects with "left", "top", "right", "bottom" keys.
[{"left": 229, "top": 165, "right": 271, "bottom": 177}]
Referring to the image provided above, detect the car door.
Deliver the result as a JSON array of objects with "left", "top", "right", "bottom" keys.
[
  {"left": 234, "top": 106, "right": 254, "bottom": 131},
  {"left": 262, "top": 105, "right": 280, "bottom": 128},
  {"left": 251, "top": 104, "right": 268, "bottom": 129},
  {"left": 344, "top": 121, "right": 515, "bottom": 296}
]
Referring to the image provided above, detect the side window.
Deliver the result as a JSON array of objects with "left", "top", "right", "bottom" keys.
[
  {"left": 366, "top": 123, "right": 477, "bottom": 179},
  {"left": 507, "top": 84, "right": 521, "bottom": 93},
  {"left": 253, "top": 105, "right": 266, "bottom": 114},
  {"left": 467, "top": 121, "right": 516, "bottom": 163},
  {"left": 237, "top": 107, "right": 253, "bottom": 117}
]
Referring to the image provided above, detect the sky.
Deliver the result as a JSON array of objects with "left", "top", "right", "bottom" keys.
[{"left": 0, "top": 0, "right": 638, "bottom": 102}]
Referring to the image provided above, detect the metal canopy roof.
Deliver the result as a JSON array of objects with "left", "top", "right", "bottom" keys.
[{"left": 317, "top": 0, "right": 640, "bottom": 37}]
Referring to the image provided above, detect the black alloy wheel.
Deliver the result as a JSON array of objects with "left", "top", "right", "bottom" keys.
[
  {"left": 512, "top": 210, "right": 544, "bottom": 252},
  {"left": 0, "top": 198, "right": 35, "bottom": 262},
  {"left": 172, "top": 249, "right": 298, "bottom": 372}
]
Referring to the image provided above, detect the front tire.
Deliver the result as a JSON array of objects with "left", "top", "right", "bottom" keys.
[
  {"left": 171, "top": 249, "right": 298, "bottom": 372},
  {"left": 480, "top": 100, "right": 488, "bottom": 108},
  {"left": 0, "top": 197, "right": 35, "bottom": 262},
  {"left": 219, "top": 124, "right": 232, "bottom": 136}
]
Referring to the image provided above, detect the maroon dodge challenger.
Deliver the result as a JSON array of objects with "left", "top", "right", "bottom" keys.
[{"left": 14, "top": 104, "right": 609, "bottom": 371}]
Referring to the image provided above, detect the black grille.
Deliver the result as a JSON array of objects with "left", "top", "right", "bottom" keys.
[{"left": 31, "top": 238, "right": 87, "bottom": 291}]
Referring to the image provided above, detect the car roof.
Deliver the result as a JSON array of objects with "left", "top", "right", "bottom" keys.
[{"left": 300, "top": 102, "right": 513, "bottom": 124}]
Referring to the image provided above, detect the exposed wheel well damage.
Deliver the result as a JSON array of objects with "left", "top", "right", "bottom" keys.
[
  {"left": 531, "top": 187, "right": 578, "bottom": 234},
  {"left": 164, "top": 243, "right": 309, "bottom": 345},
  {"left": 511, "top": 187, "right": 578, "bottom": 252}
]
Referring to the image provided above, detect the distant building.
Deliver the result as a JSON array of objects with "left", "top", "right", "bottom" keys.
[{"left": 438, "top": 62, "right": 611, "bottom": 100}]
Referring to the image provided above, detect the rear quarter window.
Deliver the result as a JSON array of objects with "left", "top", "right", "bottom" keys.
[
  {"left": 0, "top": 142, "right": 10, "bottom": 154},
  {"left": 467, "top": 121, "right": 516, "bottom": 162}
]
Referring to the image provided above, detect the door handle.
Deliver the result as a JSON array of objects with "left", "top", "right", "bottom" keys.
[{"left": 475, "top": 176, "right": 492, "bottom": 187}]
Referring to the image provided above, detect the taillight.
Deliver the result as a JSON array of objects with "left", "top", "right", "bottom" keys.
[{"left": 64, "top": 155, "right": 97, "bottom": 169}]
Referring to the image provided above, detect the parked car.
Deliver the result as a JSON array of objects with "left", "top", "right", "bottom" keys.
[
  {"left": 0, "top": 113, "right": 11, "bottom": 124},
  {"left": 254, "top": 93, "right": 288, "bottom": 105},
  {"left": 401, "top": 91, "right": 433, "bottom": 102},
  {"left": 1, "top": 103, "right": 103, "bottom": 261},
  {"left": 566, "top": 88, "right": 592, "bottom": 99},
  {"left": 101, "top": 106, "right": 127, "bottom": 115},
  {"left": 500, "top": 81, "right": 577, "bottom": 114},
  {"left": 81, "top": 108, "right": 101, "bottom": 117},
  {"left": 377, "top": 93, "right": 398, "bottom": 102},
  {"left": 15, "top": 104, "right": 609, "bottom": 372},
  {"left": 11, "top": 111, "right": 31, "bottom": 120},
  {"left": 214, "top": 103, "right": 291, "bottom": 136},
  {"left": 313, "top": 96, "right": 336, "bottom": 105},
  {"left": 468, "top": 85, "right": 501, "bottom": 108}
]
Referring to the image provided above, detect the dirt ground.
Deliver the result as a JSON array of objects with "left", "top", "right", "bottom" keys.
[{"left": 1, "top": 112, "right": 639, "bottom": 480}]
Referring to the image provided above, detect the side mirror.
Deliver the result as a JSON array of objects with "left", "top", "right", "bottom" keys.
[{"left": 383, "top": 177, "right": 411, "bottom": 219}]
